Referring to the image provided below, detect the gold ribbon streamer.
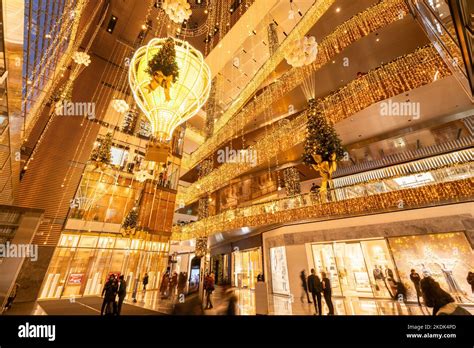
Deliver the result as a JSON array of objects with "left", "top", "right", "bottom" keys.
[{"left": 311, "top": 153, "right": 337, "bottom": 202}]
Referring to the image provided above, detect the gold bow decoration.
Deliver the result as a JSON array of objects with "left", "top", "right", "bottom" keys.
[
  {"left": 311, "top": 153, "right": 338, "bottom": 202},
  {"left": 88, "top": 160, "right": 109, "bottom": 172},
  {"left": 147, "top": 70, "right": 174, "bottom": 101},
  {"left": 121, "top": 226, "right": 137, "bottom": 237}
]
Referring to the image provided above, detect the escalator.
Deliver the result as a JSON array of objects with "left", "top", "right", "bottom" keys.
[{"left": 408, "top": 0, "right": 474, "bottom": 99}]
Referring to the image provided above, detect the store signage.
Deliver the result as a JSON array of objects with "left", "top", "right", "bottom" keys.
[{"left": 67, "top": 273, "right": 84, "bottom": 285}]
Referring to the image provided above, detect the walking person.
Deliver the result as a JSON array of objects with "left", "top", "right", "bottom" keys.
[
  {"left": 299, "top": 270, "right": 312, "bottom": 303},
  {"left": 101, "top": 274, "right": 118, "bottom": 315},
  {"left": 421, "top": 276, "right": 471, "bottom": 315},
  {"left": 116, "top": 275, "right": 127, "bottom": 315},
  {"left": 224, "top": 285, "right": 238, "bottom": 315},
  {"left": 467, "top": 271, "right": 474, "bottom": 295},
  {"left": 142, "top": 272, "right": 149, "bottom": 294},
  {"left": 205, "top": 273, "right": 215, "bottom": 310},
  {"left": 177, "top": 272, "right": 187, "bottom": 300},
  {"left": 307, "top": 269, "right": 323, "bottom": 315},
  {"left": 321, "top": 272, "right": 334, "bottom": 315},
  {"left": 410, "top": 269, "right": 423, "bottom": 305},
  {"left": 169, "top": 272, "right": 178, "bottom": 301},
  {"left": 3, "top": 283, "right": 19, "bottom": 312},
  {"left": 160, "top": 272, "right": 170, "bottom": 298}
]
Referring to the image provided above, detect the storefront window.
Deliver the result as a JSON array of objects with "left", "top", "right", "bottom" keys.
[
  {"left": 232, "top": 248, "right": 262, "bottom": 289},
  {"left": 360, "top": 240, "right": 398, "bottom": 299},
  {"left": 311, "top": 244, "right": 342, "bottom": 296},
  {"left": 39, "top": 232, "right": 168, "bottom": 299},
  {"left": 270, "top": 247, "right": 290, "bottom": 295},
  {"left": 388, "top": 232, "right": 474, "bottom": 304},
  {"left": 334, "top": 243, "right": 372, "bottom": 297},
  {"left": 312, "top": 239, "right": 397, "bottom": 299}
]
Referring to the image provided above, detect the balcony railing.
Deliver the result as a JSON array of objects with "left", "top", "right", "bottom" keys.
[{"left": 171, "top": 164, "right": 473, "bottom": 240}]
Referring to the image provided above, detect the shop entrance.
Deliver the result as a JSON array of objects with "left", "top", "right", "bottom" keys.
[
  {"left": 232, "top": 247, "right": 262, "bottom": 290},
  {"left": 311, "top": 239, "right": 397, "bottom": 299}
]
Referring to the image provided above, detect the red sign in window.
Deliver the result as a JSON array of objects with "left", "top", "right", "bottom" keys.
[{"left": 68, "top": 273, "right": 84, "bottom": 285}]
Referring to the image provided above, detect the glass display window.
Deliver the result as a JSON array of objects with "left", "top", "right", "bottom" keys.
[
  {"left": 311, "top": 239, "right": 397, "bottom": 299},
  {"left": 311, "top": 243, "right": 342, "bottom": 296},
  {"left": 62, "top": 248, "right": 95, "bottom": 297},
  {"left": 39, "top": 232, "right": 169, "bottom": 299},
  {"left": 232, "top": 247, "right": 262, "bottom": 290},
  {"left": 388, "top": 232, "right": 474, "bottom": 304},
  {"left": 360, "top": 240, "right": 398, "bottom": 299},
  {"left": 333, "top": 243, "right": 372, "bottom": 296},
  {"left": 59, "top": 234, "right": 80, "bottom": 248},
  {"left": 98, "top": 236, "right": 116, "bottom": 249},
  {"left": 270, "top": 246, "right": 290, "bottom": 295},
  {"left": 78, "top": 235, "right": 98, "bottom": 248}
]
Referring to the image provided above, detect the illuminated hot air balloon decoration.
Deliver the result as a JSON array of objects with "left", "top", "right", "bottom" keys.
[{"left": 129, "top": 37, "right": 211, "bottom": 162}]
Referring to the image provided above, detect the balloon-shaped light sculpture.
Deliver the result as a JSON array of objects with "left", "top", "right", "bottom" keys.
[{"left": 129, "top": 37, "right": 211, "bottom": 162}]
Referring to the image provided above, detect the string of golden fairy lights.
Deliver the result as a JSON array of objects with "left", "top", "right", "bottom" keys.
[
  {"left": 39, "top": 5, "right": 147, "bottom": 244},
  {"left": 178, "top": 44, "right": 451, "bottom": 206},
  {"left": 184, "top": 0, "right": 409, "bottom": 170},
  {"left": 172, "top": 177, "right": 473, "bottom": 240},
  {"left": 22, "top": 0, "right": 108, "bottom": 175},
  {"left": 23, "top": 0, "right": 99, "bottom": 141}
]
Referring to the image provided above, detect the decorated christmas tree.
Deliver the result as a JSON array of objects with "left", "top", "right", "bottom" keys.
[
  {"left": 303, "top": 99, "right": 345, "bottom": 165},
  {"left": 122, "top": 207, "right": 138, "bottom": 230},
  {"left": 146, "top": 37, "right": 179, "bottom": 83},
  {"left": 91, "top": 132, "right": 113, "bottom": 166}
]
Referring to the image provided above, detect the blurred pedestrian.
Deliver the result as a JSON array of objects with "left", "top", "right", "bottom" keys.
[
  {"left": 321, "top": 272, "right": 334, "bottom": 315},
  {"left": 177, "top": 272, "right": 187, "bottom": 298},
  {"left": 172, "top": 293, "right": 204, "bottom": 315},
  {"left": 421, "top": 276, "right": 471, "bottom": 315},
  {"left": 467, "top": 272, "right": 474, "bottom": 294},
  {"left": 224, "top": 286, "right": 237, "bottom": 315},
  {"left": 169, "top": 272, "right": 178, "bottom": 300},
  {"left": 300, "top": 270, "right": 312, "bottom": 303},
  {"left": 307, "top": 269, "right": 323, "bottom": 315},
  {"left": 4, "top": 283, "right": 19, "bottom": 312},
  {"left": 142, "top": 273, "right": 149, "bottom": 293},
  {"left": 160, "top": 272, "right": 169, "bottom": 298},
  {"left": 116, "top": 275, "right": 127, "bottom": 315},
  {"left": 101, "top": 274, "right": 118, "bottom": 315},
  {"left": 204, "top": 273, "right": 215, "bottom": 309},
  {"left": 410, "top": 269, "right": 422, "bottom": 305}
]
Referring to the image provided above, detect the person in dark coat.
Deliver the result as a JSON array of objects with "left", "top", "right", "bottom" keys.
[
  {"left": 142, "top": 273, "right": 149, "bottom": 293},
  {"left": 204, "top": 273, "right": 215, "bottom": 310},
  {"left": 307, "top": 269, "right": 323, "bottom": 315},
  {"left": 300, "top": 270, "right": 312, "bottom": 303},
  {"left": 116, "top": 275, "right": 127, "bottom": 315},
  {"left": 410, "top": 269, "right": 422, "bottom": 305},
  {"left": 169, "top": 272, "right": 178, "bottom": 300},
  {"left": 467, "top": 272, "right": 474, "bottom": 294},
  {"left": 310, "top": 183, "right": 320, "bottom": 193},
  {"left": 321, "top": 272, "right": 334, "bottom": 315},
  {"left": 177, "top": 272, "right": 187, "bottom": 299},
  {"left": 421, "top": 276, "right": 471, "bottom": 316},
  {"left": 4, "top": 283, "right": 19, "bottom": 311},
  {"left": 223, "top": 285, "right": 237, "bottom": 315},
  {"left": 101, "top": 275, "right": 118, "bottom": 315},
  {"left": 160, "top": 272, "right": 170, "bottom": 298}
]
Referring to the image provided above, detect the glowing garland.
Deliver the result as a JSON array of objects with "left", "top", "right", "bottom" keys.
[
  {"left": 184, "top": 0, "right": 409, "bottom": 170},
  {"left": 178, "top": 45, "right": 451, "bottom": 205},
  {"left": 172, "top": 178, "right": 473, "bottom": 240}
]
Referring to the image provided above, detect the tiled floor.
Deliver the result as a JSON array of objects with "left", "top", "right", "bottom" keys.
[
  {"left": 132, "top": 287, "right": 474, "bottom": 316},
  {"left": 5, "top": 286, "right": 473, "bottom": 315}
]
